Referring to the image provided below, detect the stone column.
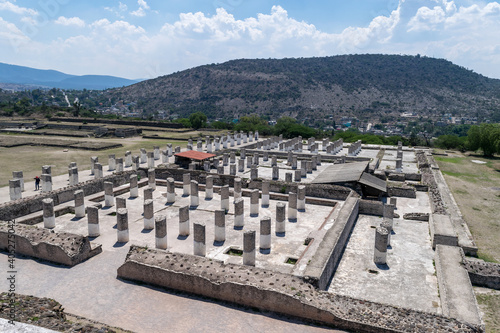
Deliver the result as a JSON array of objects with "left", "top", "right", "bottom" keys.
[
  {"left": 230, "top": 151, "right": 236, "bottom": 164},
  {"left": 306, "top": 161, "right": 313, "bottom": 174},
  {"left": 193, "top": 223, "right": 206, "bottom": 256},
  {"left": 261, "top": 180, "right": 270, "bottom": 207},
  {"left": 390, "top": 197, "right": 397, "bottom": 207},
  {"left": 42, "top": 198, "right": 55, "bottom": 229},
  {"left": 94, "top": 163, "right": 103, "bottom": 179},
  {"left": 104, "top": 181, "right": 114, "bottom": 207},
  {"left": 117, "top": 208, "right": 129, "bottom": 243},
  {"left": 132, "top": 156, "right": 139, "bottom": 171},
  {"left": 41, "top": 174, "right": 52, "bottom": 192},
  {"left": 116, "top": 196, "right": 126, "bottom": 209},
  {"left": 108, "top": 154, "right": 116, "bottom": 171},
  {"left": 154, "top": 146, "right": 160, "bottom": 160},
  {"left": 87, "top": 205, "right": 100, "bottom": 237},
  {"left": 297, "top": 185, "right": 306, "bottom": 211},
  {"left": 116, "top": 158, "right": 124, "bottom": 172},
  {"left": 214, "top": 209, "right": 225, "bottom": 243},
  {"left": 276, "top": 202, "right": 286, "bottom": 234},
  {"left": 292, "top": 155, "right": 297, "bottom": 169},
  {"left": 250, "top": 189, "right": 259, "bottom": 216},
  {"left": 271, "top": 155, "right": 277, "bottom": 167},
  {"left": 190, "top": 180, "right": 199, "bottom": 207},
  {"left": 263, "top": 151, "right": 269, "bottom": 162},
  {"left": 69, "top": 167, "right": 78, "bottom": 186},
  {"left": 205, "top": 176, "right": 213, "bottom": 200},
  {"left": 234, "top": 198, "right": 244, "bottom": 228},
  {"left": 179, "top": 205, "right": 190, "bottom": 236},
  {"left": 250, "top": 165, "right": 258, "bottom": 180},
  {"left": 12, "top": 171, "right": 24, "bottom": 192},
  {"left": 143, "top": 187, "right": 153, "bottom": 201},
  {"left": 74, "top": 190, "right": 85, "bottom": 218},
  {"left": 220, "top": 185, "right": 229, "bottom": 211},
  {"left": 240, "top": 149, "right": 246, "bottom": 160},
  {"left": 374, "top": 226, "right": 389, "bottom": 265},
  {"left": 175, "top": 145, "right": 181, "bottom": 154},
  {"left": 294, "top": 170, "right": 301, "bottom": 182},
  {"left": 161, "top": 150, "right": 168, "bottom": 163},
  {"left": 90, "top": 157, "right": 98, "bottom": 175},
  {"left": 288, "top": 192, "right": 297, "bottom": 221},
  {"left": 238, "top": 159, "right": 245, "bottom": 172},
  {"left": 395, "top": 158, "right": 403, "bottom": 172},
  {"left": 155, "top": 215, "right": 167, "bottom": 250},
  {"left": 9, "top": 179, "right": 21, "bottom": 201},
  {"left": 148, "top": 168, "right": 156, "bottom": 190},
  {"left": 166, "top": 177, "right": 176, "bottom": 203},
  {"left": 253, "top": 153, "right": 259, "bottom": 165},
  {"left": 147, "top": 152, "right": 155, "bottom": 168},
  {"left": 381, "top": 220, "right": 392, "bottom": 246},
  {"left": 130, "top": 174, "right": 139, "bottom": 198},
  {"left": 383, "top": 204, "right": 395, "bottom": 230},
  {"left": 140, "top": 148, "right": 147, "bottom": 163},
  {"left": 260, "top": 217, "right": 271, "bottom": 250},
  {"left": 144, "top": 199, "right": 154, "bottom": 230},
  {"left": 285, "top": 172, "right": 292, "bottom": 183},
  {"left": 243, "top": 230, "right": 256, "bottom": 266},
  {"left": 272, "top": 166, "right": 279, "bottom": 180},
  {"left": 217, "top": 165, "right": 224, "bottom": 174},
  {"left": 223, "top": 153, "right": 229, "bottom": 166},
  {"left": 125, "top": 151, "right": 132, "bottom": 167},
  {"left": 300, "top": 160, "right": 307, "bottom": 177},
  {"left": 229, "top": 164, "right": 236, "bottom": 175},
  {"left": 167, "top": 144, "right": 173, "bottom": 156},
  {"left": 42, "top": 165, "right": 51, "bottom": 175},
  {"left": 234, "top": 178, "right": 242, "bottom": 199},
  {"left": 245, "top": 155, "right": 251, "bottom": 169},
  {"left": 183, "top": 173, "right": 190, "bottom": 196}
]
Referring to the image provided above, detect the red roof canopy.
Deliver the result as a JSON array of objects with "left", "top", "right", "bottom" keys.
[{"left": 174, "top": 151, "right": 216, "bottom": 161}]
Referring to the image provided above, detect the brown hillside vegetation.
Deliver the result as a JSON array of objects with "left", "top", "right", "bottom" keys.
[{"left": 105, "top": 54, "right": 500, "bottom": 120}]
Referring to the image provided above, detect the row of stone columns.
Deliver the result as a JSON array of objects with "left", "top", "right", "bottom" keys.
[{"left": 348, "top": 140, "right": 362, "bottom": 156}]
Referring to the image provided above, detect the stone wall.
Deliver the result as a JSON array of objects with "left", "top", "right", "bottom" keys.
[
  {"left": 48, "top": 117, "right": 185, "bottom": 129},
  {"left": 359, "top": 199, "right": 384, "bottom": 216},
  {"left": 387, "top": 185, "right": 417, "bottom": 198},
  {"left": 117, "top": 246, "right": 482, "bottom": 333},
  {"left": 460, "top": 251, "right": 500, "bottom": 290},
  {"left": 0, "top": 171, "right": 136, "bottom": 221},
  {"left": 0, "top": 221, "right": 101, "bottom": 266},
  {"left": 304, "top": 195, "right": 360, "bottom": 290},
  {"left": 435, "top": 245, "right": 483, "bottom": 326}
]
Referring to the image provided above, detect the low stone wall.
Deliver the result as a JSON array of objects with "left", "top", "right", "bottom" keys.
[
  {"left": 460, "top": 251, "right": 500, "bottom": 290},
  {"left": 117, "top": 246, "right": 482, "bottom": 333},
  {"left": 387, "top": 185, "right": 417, "bottom": 198},
  {"left": 359, "top": 199, "right": 384, "bottom": 216},
  {"left": 0, "top": 171, "right": 136, "bottom": 221},
  {"left": 435, "top": 245, "right": 483, "bottom": 326},
  {"left": 0, "top": 221, "right": 101, "bottom": 266},
  {"left": 430, "top": 214, "right": 459, "bottom": 249},
  {"left": 304, "top": 195, "right": 360, "bottom": 290}
]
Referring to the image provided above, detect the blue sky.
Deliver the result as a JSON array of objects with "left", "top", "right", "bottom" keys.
[{"left": 1, "top": 0, "right": 500, "bottom": 79}]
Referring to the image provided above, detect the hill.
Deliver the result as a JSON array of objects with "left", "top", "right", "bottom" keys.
[
  {"left": 104, "top": 54, "right": 500, "bottom": 121},
  {"left": 0, "top": 62, "right": 140, "bottom": 90}
]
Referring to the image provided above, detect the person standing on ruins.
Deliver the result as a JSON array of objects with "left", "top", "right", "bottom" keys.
[{"left": 34, "top": 176, "right": 40, "bottom": 191}]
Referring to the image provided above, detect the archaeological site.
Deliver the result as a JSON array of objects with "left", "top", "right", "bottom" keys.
[{"left": 1, "top": 132, "right": 499, "bottom": 332}]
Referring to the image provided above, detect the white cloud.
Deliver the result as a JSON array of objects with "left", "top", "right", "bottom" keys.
[
  {"left": 54, "top": 16, "right": 85, "bottom": 28},
  {"left": 0, "top": 1, "right": 38, "bottom": 16},
  {"left": 105, "top": 2, "right": 128, "bottom": 19},
  {"left": 131, "top": 0, "right": 150, "bottom": 17},
  {"left": 2, "top": 1, "right": 500, "bottom": 79}
]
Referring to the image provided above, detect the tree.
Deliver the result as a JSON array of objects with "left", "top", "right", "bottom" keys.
[
  {"left": 467, "top": 123, "right": 500, "bottom": 156},
  {"left": 274, "top": 117, "right": 315, "bottom": 139},
  {"left": 189, "top": 112, "right": 207, "bottom": 130}
]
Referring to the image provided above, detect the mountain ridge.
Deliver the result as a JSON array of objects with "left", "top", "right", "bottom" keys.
[
  {"left": 0, "top": 62, "right": 140, "bottom": 90},
  {"left": 104, "top": 54, "right": 500, "bottom": 121}
]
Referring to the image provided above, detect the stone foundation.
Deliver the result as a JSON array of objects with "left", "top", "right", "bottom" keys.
[
  {"left": 117, "top": 246, "right": 482, "bottom": 333},
  {"left": 0, "top": 221, "right": 101, "bottom": 266}
]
